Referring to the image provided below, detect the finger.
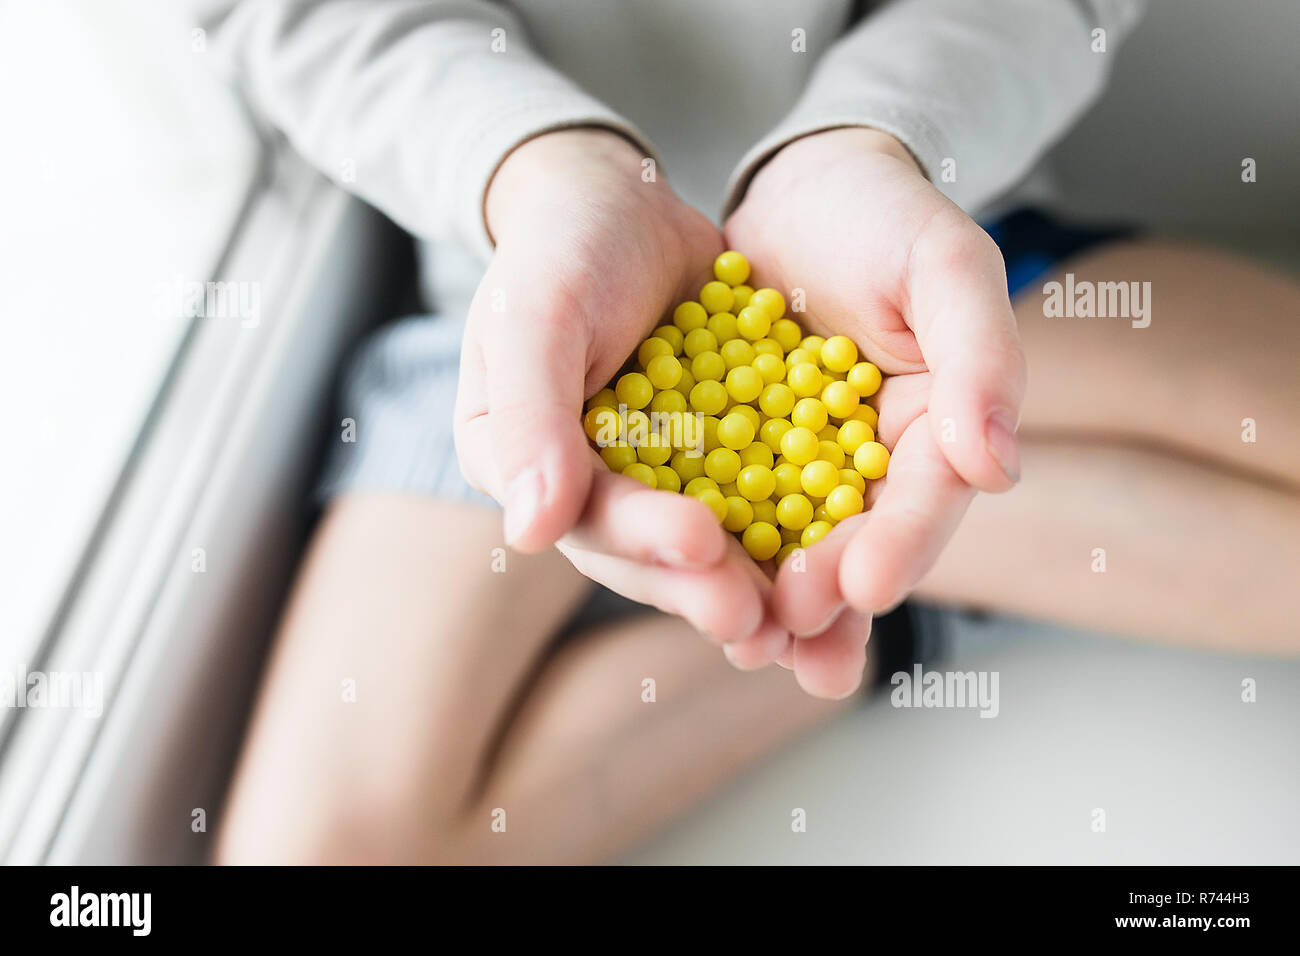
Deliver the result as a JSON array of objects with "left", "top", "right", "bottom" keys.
[
  {"left": 792, "top": 609, "right": 872, "bottom": 699},
  {"left": 477, "top": 271, "right": 593, "bottom": 553},
  {"left": 770, "top": 524, "right": 856, "bottom": 638},
  {"left": 873, "top": 370, "right": 930, "bottom": 449},
  {"left": 905, "top": 217, "right": 1027, "bottom": 492},
  {"left": 563, "top": 467, "right": 729, "bottom": 568},
  {"left": 838, "top": 415, "right": 975, "bottom": 614},
  {"left": 555, "top": 543, "right": 765, "bottom": 644},
  {"left": 722, "top": 611, "right": 792, "bottom": 671}
]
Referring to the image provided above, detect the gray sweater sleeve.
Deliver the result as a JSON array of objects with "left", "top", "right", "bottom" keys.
[
  {"left": 725, "top": 0, "right": 1146, "bottom": 215},
  {"left": 190, "top": 0, "right": 657, "bottom": 261}
]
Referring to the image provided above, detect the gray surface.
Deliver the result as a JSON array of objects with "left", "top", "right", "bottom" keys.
[{"left": 625, "top": 613, "right": 1300, "bottom": 864}]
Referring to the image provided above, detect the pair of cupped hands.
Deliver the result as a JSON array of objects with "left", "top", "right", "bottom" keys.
[{"left": 455, "top": 126, "right": 1026, "bottom": 699}]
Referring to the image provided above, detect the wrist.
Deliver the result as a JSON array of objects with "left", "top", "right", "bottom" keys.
[
  {"left": 485, "top": 127, "right": 647, "bottom": 243},
  {"left": 749, "top": 126, "right": 925, "bottom": 201}
]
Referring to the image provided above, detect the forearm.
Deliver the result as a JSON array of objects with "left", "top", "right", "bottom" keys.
[
  {"left": 727, "top": 0, "right": 1146, "bottom": 215},
  {"left": 190, "top": 0, "right": 656, "bottom": 258}
]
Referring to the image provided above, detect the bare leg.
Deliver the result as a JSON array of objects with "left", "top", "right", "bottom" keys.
[
  {"left": 916, "top": 240, "right": 1300, "bottom": 652},
  {"left": 916, "top": 438, "right": 1300, "bottom": 654},
  {"left": 1015, "top": 239, "right": 1300, "bottom": 486},
  {"left": 215, "top": 493, "right": 851, "bottom": 864},
  {"left": 214, "top": 494, "right": 592, "bottom": 863},
  {"left": 444, "top": 613, "right": 853, "bottom": 864}
]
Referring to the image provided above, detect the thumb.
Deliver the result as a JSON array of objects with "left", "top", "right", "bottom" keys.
[
  {"left": 906, "top": 225, "right": 1027, "bottom": 492},
  {"left": 480, "top": 283, "right": 593, "bottom": 553}
]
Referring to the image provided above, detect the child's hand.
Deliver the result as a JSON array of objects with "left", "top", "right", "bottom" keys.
[
  {"left": 725, "top": 128, "right": 1027, "bottom": 696},
  {"left": 455, "top": 129, "right": 787, "bottom": 653}
]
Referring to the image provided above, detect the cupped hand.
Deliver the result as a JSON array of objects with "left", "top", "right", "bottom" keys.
[
  {"left": 725, "top": 127, "right": 1027, "bottom": 696},
  {"left": 455, "top": 129, "right": 787, "bottom": 651}
]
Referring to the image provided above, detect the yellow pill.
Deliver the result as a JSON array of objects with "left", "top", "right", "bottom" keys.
[
  {"left": 780, "top": 525, "right": 802, "bottom": 545},
  {"left": 823, "top": 369, "right": 847, "bottom": 382},
  {"left": 683, "top": 327, "right": 719, "bottom": 359},
  {"left": 800, "top": 459, "right": 839, "bottom": 498},
  {"left": 723, "top": 495, "right": 754, "bottom": 533},
  {"left": 673, "top": 301, "right": 708, "bottom": 332},
  {"left": 776, "top": 493, "right": 814, "bottom": 531},
  {"left": 724, "top": 365, "right": 764, "bottom": 404},
  {"left": 637, "top": 434, "right": 673, "bottom": 466},
  {"left": 731, "top": 284, "right": 754, "bottom": 310},
  {"left": 853, "top": 441, "right": 890, "bottom": 480},
  {"left": 780, "top": 425, "right": 820, "bottom": 466},
  {"left": 758, "top": 383, "right": 796, "bottom": 419},
  {"left": 713, "top": 250, "right": 751, "bottom": 286},
  {"left": 651, "top": 324, "right": 684, "bottom": 354},
  {"left": 751, "top": 499, "right": 778, "bottom": 526},
  {"left": 820, "top": 335, "right": 858, "bottom": 373},
  {"left": 717, "top": 412, "right": 755, "bottom": 451},
  {"left": 699, "top": 281, "right": 735, "bottom": 315},
  {"left": 673, "top": 366, "right": 696, "bottom": 396},
  {"left": 601, "top": 443, "right": 637, "bottom": 471},
  {"left": 801, "top": 520, "right": 833, "bottom": 547},
  {"left": 771, "top": 461, "right": 802, "bottom": 498},
  {"left": 700, "top": 415, "right": 722, "bottom": 452},
  {"left": 719, "top": 338, "right": 755, "bottom": 370},
  {"left": 848, "top": 403, "right": 879, "bottom": 429},
  {"left": 817, "top": 440, "right": 846, "bottom": 467},
  {"left": 689, "top": 380, "right": 728, "bottom": 415},
  {"left": 584, "top": 407, "right": 620, "bottom": 443},
  {"left": 736, "top": 305, "right": 772, "bottom": 341},
  {"left": 822, "top": 380, "right": 860, "bottom": 419},
  {"left": 836, "top": 419, "right": 874, "bottom": 454},
  {"left": 752, "top": 352, "right": 786, "bottom": 385},
  {"left": 708, "top": 311, "right": 740, "bottom": 343},
  {"left": 818, "top": 423, "right": 839, "bottom": 441},
  {"left": 791, "top": 397, "right": 828, "bottom": 432},
  {"left": 653, "top": 465, "right": 681, "bottom": 493},
  {"left": 587, "top": 387, "right": 617, "bottom": 411},
  {"left": 838, "top": 469, "right": 866, "bottom": 494},
  {"left": 847, "top": 361, "right": 883, "bottom": 398},
  {"left": 650, "top": 388, "right": 688, "bottom": 415},
  {"left": 785, "top": 347, "right": 819, "bottom": 369},
  {"left": 684, "top": 476, "right": 720, "bottom": 497},
  {"left": 622, "top": 462, "right": 658, "bottom": 488},
  {"left": 645, "top": 353, "right": 683, "bottom": 390},
  {"left": 704, "top": 447, "right": 742, "bottom": 483},
  {"left": 800, "top": 335, "right": 826, "bottom": 355},
  {"left": 753, "top": 337, "right": 783, "bottom": 357},
  {"left": 812, "top": 503, "right": 832, "bottom": 524},
  {"left": 697, "top": 488, "right": 729, "bottom": 523},
  {"left": 750, "top": 288, "right": 786, "bottom": 321},
  {"left": 615, "top": 372, "right": 653, "bottom": 410},
  {"left": 739, "top": 441, "right": 774, "bottom": 469},
  {"left": 826, "top": 484, "right": 865, "bottom": 520},
  {"left": 741, "top": 521, "right": 782, "bottom": 561},
  {"left": 728, "top": 403, "right": 760, "bottom": 429},
  {"left": 770, "top": 318, "right": 802, "bottom": 352},
  {"left": 717, "top": 481, "right": 736, "bottom": 497},
  {"left": 671, "top": 450, "right": 705, "bottom": 482},
  {"left": 787, "top": 362, "right": 823, "bottom": 398},
  {"left": 691, "top": 350, "right": 725, "bottom": 382},
  {"left": 760, "top": 417, "right": 793, "bottom": 453},
  {"left": 638, "top": 336, "right": 674, "bottom": 368},
  {"left": 775, "top": 542, "right": 801, "bottom": 565},
  {"left": 622, "top": 409, "right": 651, "bottom": 446},
  {"left": 736, "top": 464, "right": 776, "bottom": 501},
  {"left": 675, "top": 413, "right": 703, "bottom": 450}
]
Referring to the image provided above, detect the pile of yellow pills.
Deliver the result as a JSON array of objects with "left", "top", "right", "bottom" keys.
[{"left": 583, "top": 250, "right": 889, "bottom": 564}]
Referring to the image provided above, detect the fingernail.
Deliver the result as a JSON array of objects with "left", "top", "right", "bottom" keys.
[
  {"left": 503, "top": 467, "right": 544, "bottom": 545},
  {"left": 655, "top": 547, "right": 714, "bottom": 570},
  {"left": 984, "top": 408, "right": 1020, "bottom": 483},
  {"left": 794, "top": 602, "right": 844, "bottom": 638}
]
